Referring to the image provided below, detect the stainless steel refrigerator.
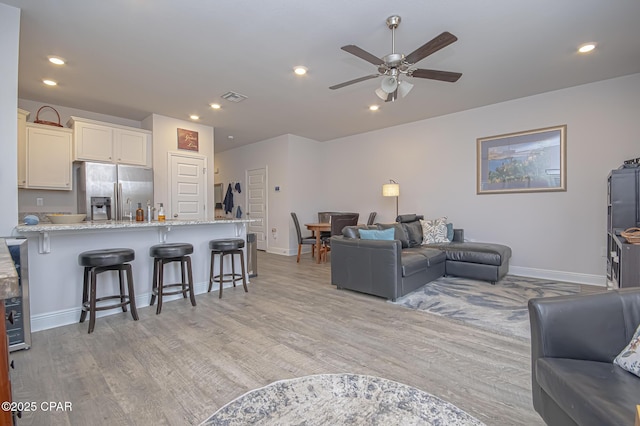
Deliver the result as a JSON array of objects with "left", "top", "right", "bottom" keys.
[{"left": 77, "top": 162, "right": 154, "bottom": 221}]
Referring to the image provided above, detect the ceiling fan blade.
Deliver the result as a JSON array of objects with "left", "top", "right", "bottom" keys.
[
  {"left": 329, "top": 74, "right": 379, "bottom": 90},
  {"left": 405, "top": 32, "right": 458, "bottom": 65},
  {"left": 411, "top": 69, "right": 462, "bottom": 82},
  {"left": 341, "top": 45, "right": 384, "bottom": 66}
]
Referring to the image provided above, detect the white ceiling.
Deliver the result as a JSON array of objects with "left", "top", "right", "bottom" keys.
[{"left": 3, "top": 0, "right": 640, "bottom": 152}]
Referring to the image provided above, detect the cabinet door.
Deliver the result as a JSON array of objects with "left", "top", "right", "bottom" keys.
[
  {"left": 114, "top": 129, "right": 149, "bottom": 166},
  {"left": 26, "top": 125, "right": 73, "bottom": 190},
  {"left": 74, "top": 122, "right": 114, "bottom": 162},
  {"left": 17, "top": 110, "right": 29, "bottom": 188}
]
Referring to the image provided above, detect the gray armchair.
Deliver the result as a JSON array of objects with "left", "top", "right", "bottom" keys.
[{"left": 528, "top": 288, "right": 640, "bottom": 426}]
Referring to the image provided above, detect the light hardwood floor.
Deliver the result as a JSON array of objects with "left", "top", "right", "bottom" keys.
[{"left": 11, "top": 251, "right": 546, "bottom": 425}]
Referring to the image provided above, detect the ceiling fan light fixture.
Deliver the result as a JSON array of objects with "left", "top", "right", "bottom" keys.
[
  {"left": 397, "top": 80, "right": 414, "bottom": 98},
  {"left": 375, "top": 87, "right": 388, "bottom": 100},
  {"left": 380, "top": 76, "right": 398, "bottom": 94}
]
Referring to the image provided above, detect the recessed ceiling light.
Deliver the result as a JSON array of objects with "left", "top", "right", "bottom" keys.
[
  {"left": 228, "top": 135, "right": 234, "bottom": 140},
  {"left": 293, "top": 66, "right": 308, "bottom": 76},
  {"left": 210, "top": 103, "right": 221, "bottom": 109},
  {"left": 48, "top": 56, "right": 65, "bottom": 65},
  {"left": 578, "top": 43, "right": 596, "bottom": 53},
  {"left": 43, "top": 79, "right": 57, "bottom": 86},
  {"left": 190, "top": 115, "right": 199, "bottom": 120},
  {"left": 369, "top": 105, "right": 380, "bottom": 111}
]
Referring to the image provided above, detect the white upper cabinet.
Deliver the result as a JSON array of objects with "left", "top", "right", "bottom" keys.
[
  {"left": 24, "top": 123, "right": 73, "bottom": 191},
  {"left": 68, "top": 116, "right": 151, "bottom": 167}
]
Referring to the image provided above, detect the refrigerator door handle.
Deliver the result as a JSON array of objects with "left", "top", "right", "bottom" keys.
[{"left": 118, "top": 183, "right": 124, "bottom": 221}]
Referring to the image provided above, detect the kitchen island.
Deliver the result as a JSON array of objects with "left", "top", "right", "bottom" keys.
[{"left": 14, "top": 219, "right": 254, "bottom": 332}]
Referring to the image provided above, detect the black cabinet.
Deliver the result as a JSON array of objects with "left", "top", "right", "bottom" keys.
[{"left": 607, "top": 167, "right": 640, "bottom": 288}]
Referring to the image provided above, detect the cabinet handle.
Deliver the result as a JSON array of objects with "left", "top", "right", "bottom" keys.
[
  {"left": 10, "top": 360, "right": 14, "bottom": 369},
  {"left": 6, "top": 310, "right": 14, "bottom": 325},
  {"left": 173, "top": 214, "right": 178, "bottom": 218}
]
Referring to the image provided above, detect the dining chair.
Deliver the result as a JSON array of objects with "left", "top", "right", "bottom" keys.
[
  {"left": 321, "top": 213, "right": 359, "bottom": 262},
  {"left": 291, "top": 212, "right": 316, "bottom": 263},
  {"left": 367, "top": 212, "right": 377, "bottom": 225}
]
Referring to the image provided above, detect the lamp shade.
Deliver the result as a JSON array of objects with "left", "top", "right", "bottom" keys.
[{"left": 382, "top": 183, "right": 400, "bottom": 197}]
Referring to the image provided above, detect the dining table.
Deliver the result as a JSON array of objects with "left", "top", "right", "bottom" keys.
[{"left": 304, "top": 222, "right": 330, "bottom": 263}]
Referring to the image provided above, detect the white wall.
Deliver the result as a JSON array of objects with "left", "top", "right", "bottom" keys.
[
  {"left": 220, "top": 73, "right": 640, "bottom": 284},
  {"left": 143, "top": 114, "right": 214, "bottom": 219},
  {"left": 322, "top": 74, "right": 640, "bottom": 284},
  {"left": 0, "top": 4, "right": 20, "bottom": 235},
  {"left": 215, "top": 134, "right": 324, "bottom": 255}
]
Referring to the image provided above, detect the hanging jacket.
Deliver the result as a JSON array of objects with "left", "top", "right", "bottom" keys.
[
  {"left": 223, "top": 183, "right": 234, "bottom": 214},
  {"left": 234, "top": 182, "right": 242, "bottom": 193},
  {"left": 235, "top": 205, "right": 243, "bottom": 219}
]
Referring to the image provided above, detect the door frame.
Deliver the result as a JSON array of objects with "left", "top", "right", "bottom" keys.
[
  {"left": 246, "top": 166, "right": 268, "bottom": 251},
  {"left": 167, "top": 151, "right": 208, "bottom": 220}
]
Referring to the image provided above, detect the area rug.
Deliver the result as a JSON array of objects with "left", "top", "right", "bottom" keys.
[
  {"left": 201, "top": 373, "right": 485, "bottom": 425},
  {"left": 392, "top": 275, "right": 582, "bottom": 340}
]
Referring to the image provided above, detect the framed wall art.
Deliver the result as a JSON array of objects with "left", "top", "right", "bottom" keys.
[
  {"left": 477, "top": 125, "right": 566, "bottom": 194},
  {"left": 177, "top": 128, "right": 199, "bottom": 152}
]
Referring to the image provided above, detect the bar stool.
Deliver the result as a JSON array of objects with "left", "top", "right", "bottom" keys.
[
  {"left": 208, "top": 238, "right": 248, "bottom": 298},
  {"left": 149, "top": 243, "right": 196, "bottom": 314},
  {"left": 78, "top": 248, "right": 138, "bottom": 334}
]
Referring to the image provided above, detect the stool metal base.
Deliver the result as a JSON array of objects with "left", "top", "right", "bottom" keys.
[{"left": 209, "top": 249, "right": 248, "bottom": 298}]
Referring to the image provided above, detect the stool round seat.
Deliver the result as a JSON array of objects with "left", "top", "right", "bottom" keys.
[
  {"left": 209, "top": 238, "right": 244, "bottom": 251},
  {"left": 78, "top": 248, "right": 135, "bottom": 267},
  {"left": 150, "top": 243, "right": 193, "bottom": 258}
]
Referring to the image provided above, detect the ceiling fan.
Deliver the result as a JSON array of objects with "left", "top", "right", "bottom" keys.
[{"left": 329, "top": 15, "right": 462, "bottom": 102}]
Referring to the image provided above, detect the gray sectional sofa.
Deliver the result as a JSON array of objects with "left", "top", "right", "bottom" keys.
[{"left": 330, "top": 214, "right": 511, "bottom": 300}]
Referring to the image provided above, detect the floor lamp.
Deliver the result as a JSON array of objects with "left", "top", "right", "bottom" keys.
[{"left": 382, "top": 180, "right": 400, "bottom": 219}]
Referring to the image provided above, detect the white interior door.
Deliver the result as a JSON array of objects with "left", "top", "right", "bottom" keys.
[
  {"left": 246, "top": 167, "right": 267, "bottom": 250},
  {"left": 169, "top": 152, "right": 207, "bottom": 220}
]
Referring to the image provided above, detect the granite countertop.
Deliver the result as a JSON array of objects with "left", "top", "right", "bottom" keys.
[
  {"left": 0, "top": 239, "right": 19, "bottom": 299},
  {"left": 15, "top": 218, "right": 255, "bottom": 233}
]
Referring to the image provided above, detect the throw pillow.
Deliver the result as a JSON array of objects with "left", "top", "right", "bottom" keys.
[
  {"left": 446, "top": 223, "right": 454, "bottom": 242},
  {"left": 359, "top": 228, "right": 395, "bottom": 241},
  {"left": 420, "top": 217, "right": 449, "bottom": 244},
  {"left": 403, "top": 220, "right": 424, "bottom": 247},
  {"left": 377, "top": 223, "right": 409, "bottom": 248},
  {"left": 613, "top": 322, "right": 640, "bottom": 378}
]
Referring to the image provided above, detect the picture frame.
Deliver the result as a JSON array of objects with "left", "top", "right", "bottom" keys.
[
  {"left": 477, "top": 125, "right": 566, "bottom": 194},
  {"left": 177, "top": 128, "right": 199, "bottom": 152}
]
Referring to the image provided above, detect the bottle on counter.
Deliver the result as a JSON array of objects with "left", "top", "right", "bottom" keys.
[
  {"left": 135, "top": 203, "right": 144, "bottom": 222},
  {"left": 146, "top": 200, "right": 153, "bottom": 222},
  {"left": 157, "top": 203, "right": 165, "bottom": 222}
]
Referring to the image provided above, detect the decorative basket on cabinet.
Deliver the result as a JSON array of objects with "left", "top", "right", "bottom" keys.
[{"left": 34, "top": 105, "right": 63, "bottom": 127}]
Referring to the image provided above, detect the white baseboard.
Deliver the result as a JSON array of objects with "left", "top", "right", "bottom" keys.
[
  {"left": 510, "top": 266, "right": 606, "bottom": 287},
  {"left": 30, "top": 279, "right": 249, "bottom": 333}
]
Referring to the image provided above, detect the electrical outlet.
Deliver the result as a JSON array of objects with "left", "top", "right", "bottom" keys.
[{"left": 36, "top": 197, "right": 44, "bottom": 206}]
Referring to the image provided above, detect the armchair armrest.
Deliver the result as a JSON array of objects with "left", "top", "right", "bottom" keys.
[{"left": 330, "top": 236, "right": 402, "bottom": 300}]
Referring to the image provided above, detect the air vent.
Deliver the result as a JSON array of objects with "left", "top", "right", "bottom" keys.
[{"left": 221, "top": 91, "right": 248, "bottom": 103}]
